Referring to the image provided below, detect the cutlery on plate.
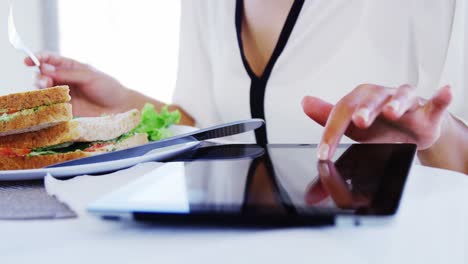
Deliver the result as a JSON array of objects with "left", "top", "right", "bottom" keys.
[
  {"left": 47, "top": 119, "right": 265, "bottom": 168},
  {"left": 8, "top": 1, "right": 41, "bottom": 67}
]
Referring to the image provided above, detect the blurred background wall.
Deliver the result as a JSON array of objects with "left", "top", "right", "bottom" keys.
[
  {"left": 0, "top": 1, "right": 466, "bottom": 108},
  {"left": 0, "top": 0, "right": 180, "bottom": 103},
  {"left": 0, "top": 0, "right": 44, "bottom": 95}
]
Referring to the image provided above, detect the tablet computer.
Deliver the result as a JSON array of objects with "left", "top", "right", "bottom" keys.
[{"left": 88, "top": 144, "right": 416, "bottom": 227}]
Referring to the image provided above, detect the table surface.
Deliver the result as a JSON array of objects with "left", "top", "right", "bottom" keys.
[{"left": 0, "top": 164, "right": 467, "bottom": 264}]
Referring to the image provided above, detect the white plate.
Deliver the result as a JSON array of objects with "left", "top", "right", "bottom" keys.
[{"left": 0, "top": 125, "right": 200, "bottom": 181}]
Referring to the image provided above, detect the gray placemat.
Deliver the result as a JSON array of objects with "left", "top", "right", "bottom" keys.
[{"left": 0, "top": 180, "right": 77, "bottom": 220}]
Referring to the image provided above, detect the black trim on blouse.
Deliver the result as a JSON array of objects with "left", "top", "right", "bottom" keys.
[
  {"left": 235, "top": 0, "right": 305, "bottom": 145},
  {"left": 241, "top": 154, "right": 297, "bottom": 215},
  {"left": 236, "top": 0, "right": 304, "bottom": 214}
]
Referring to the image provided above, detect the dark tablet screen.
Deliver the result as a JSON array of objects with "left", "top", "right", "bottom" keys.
[{"left": 90, "top": 144, "right": 417, "bottom": 226}]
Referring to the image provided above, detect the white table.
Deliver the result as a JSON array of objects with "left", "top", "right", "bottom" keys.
[{"left": 0, "top": 164, "right": 467, "bottom": 264}]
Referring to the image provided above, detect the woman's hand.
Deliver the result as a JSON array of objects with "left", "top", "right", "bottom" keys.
[
  {"left": 302, "top": 84, "right": 452, "bottom": 160},
  {"left": 25, "top": 52, "right": 132, "bottom": 116}
]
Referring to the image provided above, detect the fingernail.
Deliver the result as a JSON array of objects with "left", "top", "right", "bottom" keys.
[
  {"left": 301, "top": 97, "right": 307, "bottom": 107},
  {"left": 318, "top": 162, "right": 330, "bottom": 176},
  {"left": 36, "top": 79, "right": 48, "bottom": 88},
  {"left": 42, "top": 64, "right": 55, "bottom": 73},
  {"left": 386, "top": 100, "right": 400, "bottom": 113},
  {"left": 355, "top": 108, "right": 370, "bottom": 124},
  {"left": 317, "top": 143, "right": 330, "bottom": 160},
  {"left": 418, "top": 99, "right": 425, "bottom": 107}
]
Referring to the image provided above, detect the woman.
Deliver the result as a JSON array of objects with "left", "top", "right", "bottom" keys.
[{"left": 26, "top": 0, "right": 467, "bottom": 174}]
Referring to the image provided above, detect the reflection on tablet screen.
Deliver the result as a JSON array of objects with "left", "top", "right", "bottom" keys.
[{"left": 112, "top": 144, "right": 415, "bottom": 217}]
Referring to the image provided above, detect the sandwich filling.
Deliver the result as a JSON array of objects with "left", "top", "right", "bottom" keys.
[
  {"left": 0, "top": 132, "right": 142, "bottom": 158},
  {"left": 0, "top": 104, "right": 57, "bottom": 122},
  {"left": 0, "top": 108, "right": 22, "bottom": 115}
]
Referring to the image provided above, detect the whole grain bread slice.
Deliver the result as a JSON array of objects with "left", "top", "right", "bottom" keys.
[
  {"left": 0, "top": 86, "right": 71, "bottom": 111},
  {"left": 0, "top": 103, "right": 73, "bottom": 137},
  {"left": 0, "top": 121, "right": 80, "bottom": 149},
  {"left": 0, "top": 151, "right": 93, "bottom": 170}
]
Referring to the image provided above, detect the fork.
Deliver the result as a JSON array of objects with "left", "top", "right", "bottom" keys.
[{"left": 8, "top": 0, "right": 41, "bottom": 67}]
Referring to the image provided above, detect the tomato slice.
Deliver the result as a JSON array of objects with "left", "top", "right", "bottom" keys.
[
  {"left": 84, "top": 143, "right": 112, "bottom": 152},
  {"left": 0, "top": 147, "right": 32, "bottom": 157},
  {"left": 0, "top": 109, "right": 20, "bottom": 115},
  {"left": 7, "top": 109, "right": 20, "bottom": 114}
]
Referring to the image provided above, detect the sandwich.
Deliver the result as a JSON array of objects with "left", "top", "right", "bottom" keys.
[
  {"left": 0, "top": 86, "right": 73, "bottom": 136},
  {"left": 0, "top": 109, "right": 148, "bottom": 170},
  {"left": 0, "top": 87, "right": 182, "bottom": 170},
  {"left": 0, "top": 86, "right": 149, "bottom": 170}
]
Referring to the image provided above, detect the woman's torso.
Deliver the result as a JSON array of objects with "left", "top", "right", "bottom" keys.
[{"left": 174, "top": 0, "right": 467, "bottom": 144}]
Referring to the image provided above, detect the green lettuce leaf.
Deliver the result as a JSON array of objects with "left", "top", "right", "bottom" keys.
[{"left": 132, "top": 104, "right": 181, "bottom": 141}]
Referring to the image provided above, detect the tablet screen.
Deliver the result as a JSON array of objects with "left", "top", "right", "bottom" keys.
[{"left": 89, "top": 144, "right": 416, "bottom": 224}]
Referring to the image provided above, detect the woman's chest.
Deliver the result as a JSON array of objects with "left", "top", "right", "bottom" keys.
[{"left": 204, "top": 0, "right": 453, "bottom": 142}]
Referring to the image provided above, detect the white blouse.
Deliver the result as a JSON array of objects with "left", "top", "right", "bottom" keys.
[{"left": 173, "top": 0, "right": 467, "bottom": 144}]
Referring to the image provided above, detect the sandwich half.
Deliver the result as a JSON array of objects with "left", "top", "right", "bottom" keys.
[
  {"left": 0, "top": 86, "right": 72, "bottom": 136},
  {"left": 0, "top": 109, "right": 148, "bottom": 170}
]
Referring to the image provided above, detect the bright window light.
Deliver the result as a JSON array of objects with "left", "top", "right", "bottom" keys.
[{"left": 57, "top": 0, "right": 181, "bottom": 103}]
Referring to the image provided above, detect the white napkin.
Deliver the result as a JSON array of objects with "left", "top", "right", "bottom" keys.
[{"left": 45, "top": 162, "right": 164, "bottom": 217}]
